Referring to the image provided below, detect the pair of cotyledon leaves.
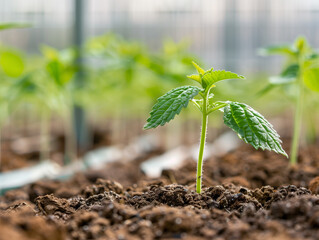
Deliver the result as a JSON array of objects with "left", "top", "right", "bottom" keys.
[{"left": 144, "top": 62, "right": 287, "bottom": 157}]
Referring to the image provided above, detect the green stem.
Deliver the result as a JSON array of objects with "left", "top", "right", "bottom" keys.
[
  {"left": 290, "top": 62, "right": 304, "bottom": 165},
  {"left": 0, "top": 131, "right": 1, "bottom": 172},
  {"left": 196, "top": 92, "right": 208, "bottom": 194},
  {"left": 67, "top": 108, "right": 77, "bottom": 164},
  {"left": 40, "top": 109, "right": 50, "bottom": 161},
  {"left": 64, "top": 95, "right": 77, "bottom": 165},
  {"left": 207, "top": 102, "right": 228, "bottom": 115}
]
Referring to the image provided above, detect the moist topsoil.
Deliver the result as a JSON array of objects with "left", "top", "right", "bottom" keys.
[{"left": 1, "top": 143, "right": 319, "bottom": 240}]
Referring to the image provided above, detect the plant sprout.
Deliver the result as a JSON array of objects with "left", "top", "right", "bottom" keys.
[
  {"left": 259, "top": 36, "right": 319, "bottom": 165},
  {"left": 0, "top": 22, "right": 29, "bottom": 169},
  {"left": 144, "top": 62, "right": 287, "bottom": 193},
  {"left": 41, "top": 45, "right": 78, "bottom": 163},
  {"left": 0, "top": 46, "right": 25, "bottom": 168}
]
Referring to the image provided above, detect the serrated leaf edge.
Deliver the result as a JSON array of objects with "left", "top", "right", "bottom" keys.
[
  {"left": 144, "top": 86, "right": 202, "bottom": 129},
  {"left": 226, "top": 102, "right": 288, "bottom": 157}
]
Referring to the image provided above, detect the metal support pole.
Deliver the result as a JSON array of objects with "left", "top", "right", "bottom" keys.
[{"left": 73, "top": 0, "right": 90, "bottom": 153}]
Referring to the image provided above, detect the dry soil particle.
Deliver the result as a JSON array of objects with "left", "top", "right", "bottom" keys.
[
  {"left": 309, "top": 176, "right": 319, "bottom": 194},
  {"left": 36, "top": 194, "right": 75, "bottom": 216},
  {"left": 82, "top": 179, "right": 124, "bottom": 198}
]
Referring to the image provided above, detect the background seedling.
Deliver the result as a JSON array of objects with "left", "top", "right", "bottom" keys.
[
  {"left": 83, "top": 34, "right": 200, "bottom": 145},
  {"left": 41, "top": 45, "right": 78, "bottom": 164},
  {"left": 0, "top": 22, "right": 29, "bottom": 169},
  {"left": 259, "top": 36, "right": 319, "bottom": 165},
  {"left": 144, "top": 62, "right": 287, "bottom": 193}
]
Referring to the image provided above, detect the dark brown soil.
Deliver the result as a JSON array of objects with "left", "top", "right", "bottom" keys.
[
  {"left": 171, "top": 143, "right": 319, "bottom": 189},
  {"left": 1, "top": 143, "right": 319, "bottom": 240}
]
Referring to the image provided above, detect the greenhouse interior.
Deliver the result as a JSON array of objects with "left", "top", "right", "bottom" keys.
[{"left": 0, "top": 0, "right": 319, "bottom": 239}]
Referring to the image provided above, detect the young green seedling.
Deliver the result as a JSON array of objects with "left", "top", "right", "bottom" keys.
[
  {"left": 0, "top": 22, "right": 29, "bottom": 170},
  {"left": 259, "top": 36, "right": 319, "bottom": 165},
  {"left": 144, "top": 62, "right": 287, "bottom": 194},
  {"left": 42, "top": 45, "right": 78, "bottom": 164}
]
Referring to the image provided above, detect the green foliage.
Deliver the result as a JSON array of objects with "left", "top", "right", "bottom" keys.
[
  {"left": 0, "top": 51, "right": 24, "bottom": 77},
  {"left": 0, "top": 44, "right": 77, "bottom": 120},
  {"left": 304, "top": 68, "right": 319, "bottom": 92},
  {"left": 6, "top": 74, "right": 43, "bottom": 110},
  {"left": 145, "top": 62, "right": 285, "bottom": 156},
  {"left": 144, "top": 86, "right": 202, "bottom": 129},
  {"left": 85, "top": 33, "right": 118, "bottom": 55},
  {"left": 0, "top": 23, "right": 30, "bottom": 31},
  {"left": 260, "top": 36, "right": 319, "bottom": 164},
  {"left": 145, "top": 61, "right": 286, "bottom": 193},
  {"left": 259, "top": 36, "right": 319, "bottom": 93},
  {"left": 201, "top": 69, "right": 244, "bottom": 89},
  {"left": 82, "top": 34, "right": 199, "bottom": 118},
  {"left": 187, "top": 62, "right": 244, "bottom": 89},
  {"left": 224, "top": 102, "right": 287, "bottom": 157},
  {"left": 42, "top": 46, "right": 77, "bottom": 87},
  {"left": 258, "top": 45, "right": 297, "bottom": 57}
]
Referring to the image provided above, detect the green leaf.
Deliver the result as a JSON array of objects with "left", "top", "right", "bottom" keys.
[
  {"left": 281, "top": 64, "right": 299, "bottom": 78},
  {"left": 0, "top": 51, "right": 24, "bottom": 77},
  {"left": 187, "top": 61, "right": 206, "bottom": 84},
  {"left": 46, "top": 60, "right": 74, "bottom": 87},
  {"left": 192, "top": 61, "right": 205, "bottom": 74},
  {"left": 294, "top": 36, "right": 308, "bottom": 53},
  {"left": 304, "top": 55, "right": 319, "bottom": 69},
  {"left": 144, "top": 86, "right": 202, "bottom": 129},
  {"left": 258, "top": 45, "right": 296, "bottom": 57},
  {"left": 187, "top": 74, "right": 201, "bottom": 83},
  {"left": 268, "top": 64, "right": 299, "bottom": 86},
  {"left": 202, "top": 69, "right": 244, "bottom": 89},
  {"left": 41, "top": 45, "right": 59, "bottom": 60},
  {"left": 303, "top": 67, "right": 319, "bottom": 92},
  {"left": 46, "top": 60, "right": 63, "bottom": 85},
  {"left": 0, "top": 23, "right": 30, "bottom": 31},
  {"left": 223, "top": 102, "right": 287, "bottom": 157}
]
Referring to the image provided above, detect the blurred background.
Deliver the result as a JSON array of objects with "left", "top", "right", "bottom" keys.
[
  {"left": 1, "top": 0, "right": 319, "bottom": 72},
  {"left": 0, "top": 0, "right": 318, "bottom": 173}
]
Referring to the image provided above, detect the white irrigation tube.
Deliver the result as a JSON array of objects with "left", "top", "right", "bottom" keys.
[
  {"left": 0, "top": 132, "right": 239, "bottom": 194},
  {"left": 0, "top": 161, "right": 60, "bottom": 193},
  {"left": 141, "top": 131, "right": 242, "bottom": 178},
  {"left": 0, "top": 134, "right": 160, "bottom": 194}
]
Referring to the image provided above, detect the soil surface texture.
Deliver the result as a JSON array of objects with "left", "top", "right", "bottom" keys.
[{"left": 1, "top": 143, "right": 319, "bottom": 240}]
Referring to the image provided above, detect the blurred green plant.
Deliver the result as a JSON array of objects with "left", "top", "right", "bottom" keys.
[
  {"left": 0, "top": 22, "right": 29, "bottom": 169},
  {"left": 0, "top": 46, "right": 25, "bottom": 162},
  {"left": 0, "top": 23, "right": 30, "bottom": 31},
  {"left": 3, "top": 44, "right": 78, "bottom": 163},
  {"left": 0, "top": 31, "right": 209, "bottom": 167},
  {"left": 1, "top": 45, "right": 63, "bottom": 162},
  {"left": 144, "top": 61, "right": 287, "bottom": 193},
  {"left": 41, "top": 45, "right": 78, "bottom": 163},
  {"left": 259, "top": 36, "right": 319, "bottom": 165},
  {"left": 83, "top": 34, "right": 199, "bottom": 119}
]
